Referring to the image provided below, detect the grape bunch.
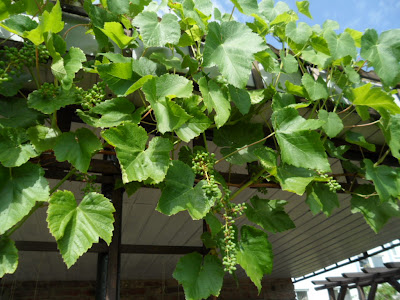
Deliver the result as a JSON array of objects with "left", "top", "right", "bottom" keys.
[
  {"left": 222, "top": 202, "right": 246, "bottom": 274},
  {"left": 191, "top": 150, "right": 216, "bottom": 176},
  {"left": 39, "top": 82, "right": 58, "bottom": 97},
  {"left": 77, "top": 81, "right": 107, "bottom": 110},
  {"left": 320, "top": 173, "right": 342, "bottom": 192},
  {"left": 0, "top": 43, "right": 49, "bottom": 82}
]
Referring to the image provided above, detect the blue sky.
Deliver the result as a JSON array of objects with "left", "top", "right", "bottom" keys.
[{"left": 213, "top": 0, "right": 400, "bottom": 33}]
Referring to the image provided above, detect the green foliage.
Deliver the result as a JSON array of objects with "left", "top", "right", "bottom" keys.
[
  {"left": 47, "top": 191, "right": 115, "bottom": 267},
  {"left": 0, "top": 0, "right": 400, "bottom": 297}
]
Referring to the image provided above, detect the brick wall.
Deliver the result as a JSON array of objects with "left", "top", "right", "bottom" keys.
[{"left": 0, "top": 278, "right": 295, "bottom": 300}]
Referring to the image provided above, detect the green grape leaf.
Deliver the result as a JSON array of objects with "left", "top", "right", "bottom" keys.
[
  {"left": 173, "top": 253, "right": 224, "bottom": 300},
  {"left": 203, "top": 21, "right": 266, "bottom": 88},
  {"left": 0, "top": 98, "right": 45, "bottom": 129},
  {"left": 246, "top": 196, "right": 295, "bottom": 233},
  {"left": 0, "top": 14, "right": 38, "bottom": 36},
  {"left": 99, "top": 22, "right": 134, "bottom": 49},
  {"left": 157, "top": 161, "right": 218, "bottom": 220},
  {"left": 142, "top": 74, "right": 193, "bottom": 134},
  {"left": 254, "top": 147, "right": 278, "bottom": 175},
  {"left": 318, "top": 109, "right": 343, "bottom": 138},
  {"left": 301, "top": 73, "right": 329, "bottom": 101},
  {"left": 228, "top": 85, "right": 251, "bottom": 115},
  {"left": 0, "top": 238, "right": 18, "bottom": 277},
  {"left": 236, "top": 225, "right": 273, "bottom": 292},
  {"left": 25, "top": 1, "right": 64, "bottom": 45},
  {"left": 53, "top": 128, "right": 102, "bottom": 173},
  {"left": 107, "top": 0, "right": 130, "bottom": 15},
  {"left": 77, "top": 97, "right": 141, "bottom": 128},
  {"left": 205, "top": 212, "right": 222, "bottom": 236},
  {"left": 174, "top": 97, "right": 212, "bottom": 143},
  {"left": 306, "top": 182, "right": 339, "bottom": 216},
  {"left": 213, "top": 122, "right": 264, "bottom": 165},
  {"left": 27, "top": 125, "right": 61, "bottom": 153},
  {"left": 132, "top": 12, "right": 180, "bottom": 47},
  {"left": 351, "top": 83, "right": 400, "bottom": 115},
  {"left": 47, "top": 191, "right": 115, "bottom": 268},
  {"left": 275, "top": 164, "right": 317, "bottom": 195},
  {"left": 345, "top": 28, "right": 362, "bottom": 48},
  {"left": 322, "top": 20, "right": 339, "bottom": 31},
  {"left": 364, "top": 159, "right": 400, "bottom": 202},
  {"left": 273, "top": 108, "right": 330, "bottom": 172},
  {"left": 255, "top": 50, "right": 280, "bottom": 73},
  {"left": 27, "top": 87, "right": 80, "bottom": 114},
  {"left": 198, "top": 77, "right": 231, "bottom": 128},
  {"left": 301, "top": 47, "right": 333, "bottom": 69},
  {"left": 351, "top": 185, "right": 400, "bottom": 233},
  {"left": 60, "top": 47, "right": 86, "bottom": 90},
  {"left": 286, "top": 21, "right": 312, "bottom": 45},
  {"left": 259, "top": 0, "right": 290, "bottom": 22},
  {"left": 285, "top": 80, "right": 308, "bottom": 98},
  {"left": 0, "top": 127, "right": 37, "bottom": 167},
  {"left": 360, "top": 29, "right": 400, "bottom": 87},
  {"left": 271, "top": 93, "right": 295, "bottom": 111},
  {"left": 324, "top": 140, "right": 350, "bottom": 161},
  {"left": 128, "top": 0, "right": 152, "bottom": 18},
  {"left": 231, "top": 0, "right": 258, "bottom": 15},
  {"left": 324, "top": 30, "right": 357, "bottom": 60},
  {"left": 281, "top": 51, "right": 298, "bottom": 73},
  {"left": 380, "top": 114, "right": 400, "bottom": 160},
  {"left": 345, "top": 131, "right": 376, "bottom": 152},
  {"left": 296, "top": 0, "right": 312, "bottom": 18},
  {"left": 0, "top": 163, "right": 49, "bottom": 235},
  {"left": 102, "top": 123, "right": 173, "bottom": 183}
]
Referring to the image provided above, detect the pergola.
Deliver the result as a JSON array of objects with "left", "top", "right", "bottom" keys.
[{"left": 312, "top": 262, "right": 400, "bottom": 300}]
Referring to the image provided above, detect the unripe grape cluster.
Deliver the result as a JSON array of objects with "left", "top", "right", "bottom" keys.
[
  {"left": 222, "top": 200, "right": 246, "bottom": 274},
  {"left": 0, "top": 44, "right": 49, "bottom": 82},
  {"left": 77, "top": 81, "right": 107, "bottom": 110},
  {"left": 191, "top": 150, "right": 216, "bottom": 176},
  {"left": 39, "top": 82, "right": 58, "bottom": 97},
  {"left": 320, "top": 173, "right": 342, "bottom": 191}
]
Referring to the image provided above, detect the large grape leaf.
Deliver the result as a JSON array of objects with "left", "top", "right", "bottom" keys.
[
  {"left": 275, "top": 164, "right": 317, "bottom": 195},
  {"left": 254, "top": 147, "right": 278, "bottom": 175},
  {"left": 27, "top": 87, "right": 80, "bottom": 114},
  {"left": 102, "top": 122, "right": 173, "bottom": 183},
  {"left": 318, "top": 109, "right": 343, "bottom": 138},
  {"left": 203, "top": 21, "right": 266, "bottom": 88},
  {"left": 57, "top": 47, "right": 86, "bottom": 90},
  {"left": 285, "top": 21, "right": 312, "bottom": 45},
  {"left": 246, "top": 196, "right": 295, "bottom": 233},
  {"left": 0, "top": 127, "right": 37, "bottom": 167},
  {"left": 173, "top": 253, "right": 224, "bottom": 300},
  {"left": 301, "top": 73, "right": 329, "bottom": 101},
  {"left": 0, "top": 238, "right": 18, "bottom": 277},
  {"left": 351, "top": 185, "right": 400, "bottom": 233},
  {"left": 157, "top": 161, "right": 218, "bottom": 220},
  {"left": 213, "top": 122, "right": 264, "bottom": 165},
  {"left": 380, "top": 114, "right": 400, "bottom": 160},
  {"left": 77, "top": 97, "right": 142, "bottom": 128},
  {"left": 259, "top": 0, "right": 290, "bottom": 22},
  {"left": 99, "top": 22, "right": 134, "bottom": 49},
  {"left": 228, "top": 85, "right": 251, "bottom": 115},
  {"left": 47, "top": 191, "right": 115, "bottom": 268},
  {"left": 306, "top": 182, "right": 339, "bottom": 216},
  {"left": 324, "top": 30, "right": 357, "bottom": 60},
  {"left": 142, "top": 74, "right": 193, "bottom": 134},
  {"left": 174, "top": 97, "right": 211, "bottom": 142},
  {"left": 360, "top": 29, "right": 400, "bottom": 87},
  {"left": 53, "top": 128, "right": 102, "bottom": 173},
  {"left": 0, "top": 98, "right": 45, "bottom": 129},
  {"left": 27, "top": 125, "right": 61, "bottom": 153},
  {"left": 364, "top": 159, "right": 400, "bottom": 202},
  {"left": 231, "top": 0, "right": 258, "bottom": 15},
  {"left": 236, "top": 225, "right": 273, "bottom": 292},
  {"left": 198, "top": 77, "right": 230, "bottom": 128},
  {"left": 351, "top": 83, "right": 400, "bottom": 115},
  {"left": 272, "top": 107, "right": 330, "bottom": 172},
  {"left": 345, "top": 131, "right": 376, "bottom": 152},
  {"left": 24, "top": 1, "right": 64, "bottom": 45},
  {"left": 132, "top": 12, "right": 180, "bottom": 47},
  {"left": 0, "top": 163, "right": 49, "bottom": 235}
]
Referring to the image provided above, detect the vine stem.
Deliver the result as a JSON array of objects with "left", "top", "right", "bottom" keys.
[
  {"left": 35, "top": 46, "right": 42, "bottom": 87},
  {"left": 229, "top": 169, "right": 266, "bottom": 202},
  {"left": 63, "top": 24, "right": 89, "bottom": 39},
  {"left": 344, "top": 120, "right": 380, "bottom": 128},
  {"left": 50, "top": 168, "right": 77, "bottom": 194},
  {"left": 215, "top": 132, "right": 275, "bottom": 165},
  {"left": 374, "top": 149, "right": 391, "bottom": 167},
  {"left": 337, "top": 104, "right": 353, "bottom": 115},
  {"left": 229, "top": 6, "right": 235, "bottom": 21}
]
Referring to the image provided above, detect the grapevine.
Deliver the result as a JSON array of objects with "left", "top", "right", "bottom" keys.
[
  {"left": 77, "top": 81, "right": 107, "bottom": 110},
  {"left": 320, "top": 173, "right": 342, "bottom": 192}
]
